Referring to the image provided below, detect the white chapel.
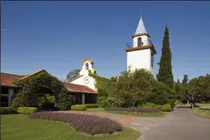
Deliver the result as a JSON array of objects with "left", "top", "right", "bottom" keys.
[
  {"left": 125, "top": 16, "right": 157, "bottom": 73},
  {"left": 70, "top": 58, "right": 97, "bottom": 90}
]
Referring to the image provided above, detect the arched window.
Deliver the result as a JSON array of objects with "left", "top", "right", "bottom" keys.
[
  {"left": 138, "top": 37, "right": 143, "bottom": 46},
  {"left": 85, "top": 63, "right": 89, "bottom": 70}
]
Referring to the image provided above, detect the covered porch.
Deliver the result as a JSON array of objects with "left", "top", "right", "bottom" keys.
[
  {"left": 64, "top": 82, "right": 98, "bottom": 105},
  {"left": 1, "top": 71, "right": 98, "bottom": 107}
]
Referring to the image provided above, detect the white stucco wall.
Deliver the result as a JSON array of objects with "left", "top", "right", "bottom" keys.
[
  {"left": 71, "top": 75, "right": 96, "bottom": 90},
  {"left": 127, "top": 49, "right": 152, "bottom": 72},
  {"left": 71, "top": 60, "right": 97, "bottom": 90},
  {"left": 133, "top": 35, "right": 149, "bottom": 47},
  {"left": 79, "top": 61, "right": 94, "bottom": 76}
]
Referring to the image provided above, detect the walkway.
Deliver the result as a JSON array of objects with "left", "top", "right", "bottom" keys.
[{"left": 127, "top": 105, "right": 210, "bottom": 140}]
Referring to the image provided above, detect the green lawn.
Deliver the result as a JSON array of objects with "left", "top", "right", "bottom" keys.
[
  {"left": 1, "top": 114, "right": 140, "bottom": 140},
  {"left": 192, "top": 108, "right": 210, "bottom": 119},
  {"left": 196, "top": 103, "right": 210, "bottom": 107},
  {"left": 87, "top": 108, "right": 167, "bottom": 117}
]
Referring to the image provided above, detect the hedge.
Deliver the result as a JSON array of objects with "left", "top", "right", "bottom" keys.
[
  {"left": 105, "top": 107, "right": 160, "bottom": 113},
  {"left": 17, "top": 107, "right": 38, "bottom": 115},
  {"left": 71, "top": 105, "right": 87, "bottom": 111},
  {"left": 161, "top": 104, "right": 172, "bottom": 112},
  {"left": 85, "top": 104, "right": 99, "bottom": 108},
  {"left": 29, "top": 112, "right": 122, "bottom": 135},
  {"left": 0, "top": 107, "right": 17, "bottom": 114}
]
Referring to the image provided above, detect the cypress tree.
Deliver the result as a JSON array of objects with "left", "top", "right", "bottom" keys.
[{"left": 157, "top": 26, "right": 174, "bottom": 88}]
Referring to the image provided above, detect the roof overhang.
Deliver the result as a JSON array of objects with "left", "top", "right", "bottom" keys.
[
  {"left": 132, "top": 33, "right": 150, "bottom": 38},
  {"left": 125, "top": 45, "right": 157, "bottom": 55}
]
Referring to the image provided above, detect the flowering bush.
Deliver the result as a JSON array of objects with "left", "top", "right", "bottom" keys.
[
  {"left": 29, "top": 112, "right": 122, "bottom": 135},
  {"left": 104, "top": 107, "right": 159, "bottom": 113}
]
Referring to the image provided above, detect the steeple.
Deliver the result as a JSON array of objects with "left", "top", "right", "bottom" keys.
[
  {"left": 135, "top": 17, "right": 147, "bottom": 35},
  {"left": 125, "top": 15, "right": 157, "bottom": 73}
]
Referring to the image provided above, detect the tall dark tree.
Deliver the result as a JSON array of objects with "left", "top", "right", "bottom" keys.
[
  {"left": 174, "top": 79, "right": 181, "bottom": 100},
  {"left": 66, "top": 69, "right": 80, "bottom": 82},
  {"left": 182, "top": 75, "right": 188, "bottom": 85},
  {"left": 157, "top": 26, "right": 174, "bottom": 88}
]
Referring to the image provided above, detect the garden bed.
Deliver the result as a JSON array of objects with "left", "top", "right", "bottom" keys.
[
  {"left": 2, "top": 114, "right": 140, "bottom": 140},
  {"left": 29, "top": 112, "right": 122, "bottom": 135}
]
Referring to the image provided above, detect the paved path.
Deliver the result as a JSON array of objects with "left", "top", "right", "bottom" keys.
[
  {"left": 127, "top": 105, "right": 210, "bottom": 140},
  {"left": 56, "top": 110, "right": 140, "bottom": 125}
]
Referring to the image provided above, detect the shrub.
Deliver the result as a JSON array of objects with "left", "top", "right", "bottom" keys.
[
  {"left": 105, "top": 97, "right": 121, "bottom": 107},
  {"left": 155, "top": 105, "right": 163, "bottom": 110},
  {"left": 140, "top": 103, "right": 163, "bottom": 110},
  {"left": 161, "top": 104, "right": 172, "bottom": 112},
  {"left": 141, "top": 102, "right": 157, "bottom": 108},
  {"left": 105, "top": 107, "right": 160, "bottom": 113},
  {"left": 71, "top": 105, "right": 87, "bottom": 111},
  {"left": 149, "top": 81, "right": 175, "bottom": 105},
  {"left": 97, "top": 96, "right": 107, "bottom": 107},
  {"left": 168, "top": 99, "right": 176, "bottom": 109},
  {"left": 29, "top": 112, "right": 122, "bottom": 135},
  {"left": 175, "top": 100, "right": 181, "bottom": 105},
  {"left": 38, "top": 96, "right": 48, "bottom": 108},
  {"left": 85, "top": 104, "right": 99, "bottom": 108},
  {"left": 115, "top": 69, "right": 155, "bottom": 107},
  {"left": 0, "top": 107, "right": 17, "bottom": 114},
  {"left": 47, "top": 95, "right": 54, "bottom": 103},
  {"left": 58, "top": 88, "right": 72, "bottom": 110},
  {"left": 17, "top": 107, "right": 38, "bottom": 115},
  {"left": 199, "top": 106, "right": 210, "bottom": 110}
]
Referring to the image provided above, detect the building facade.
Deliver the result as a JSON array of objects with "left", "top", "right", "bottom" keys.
[{"left": 125, "top": 17, "right": 157, "bottom": 73}]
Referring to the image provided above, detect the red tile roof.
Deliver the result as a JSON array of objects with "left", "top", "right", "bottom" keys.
[
  {"left": 19, "top": 69, "right": 46, "bottom": 80},
  {"left": 63, "top": 82, "right": 98, "bottom": 94},
  {"left": 0, "top": 71, "right": 98, "bottom": 94},
  {"left": 0, "top": 73, "right": 25, "bottom": 87}
]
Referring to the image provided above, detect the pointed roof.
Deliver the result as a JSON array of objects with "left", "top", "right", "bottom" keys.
[{"left": 135, "top": 17, "right": 147, "bottom": 35}]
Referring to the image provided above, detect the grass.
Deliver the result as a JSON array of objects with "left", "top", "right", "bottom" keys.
[
  {"left": 87, "top": 108, "right": 167, "bottom": 117},
  {"left": 192, "top": 108, "right": 210, "bottom": 119},
  {"left": 196, "top": 103, "right": 210, "bottom": 107},
  {"left": 1, "top": 114, "right": 140, "bottom": 140}
]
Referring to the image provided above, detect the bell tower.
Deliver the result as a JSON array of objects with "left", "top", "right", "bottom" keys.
[{"left": 125, "top": 16, "right": 156, "bottom": 73}]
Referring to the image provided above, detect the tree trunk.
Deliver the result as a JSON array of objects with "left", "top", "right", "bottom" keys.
[{"left": 191, "top": 102, "right": 195, "bottom": 109}]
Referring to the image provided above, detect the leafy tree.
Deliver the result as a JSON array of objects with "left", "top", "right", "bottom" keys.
[
  {"left": 115, "top": 69, "right": 155, "bottom": 107},
  {"left": 66, "top": 69, "right": 80, "bottom": 82},
  {"left": 157, "top": 26, "right": 174, "bottom": 88},
  {"left": 181, "top": 74, "right": 210, "bottom": 108},
  {"left": 149, "top": 81, "right": 175, "bottom": 106},
  {"left": 12, "top": 71, "right": 72, "bottom": 110},
  {"left": 182, "top": 75, "right": 188, "bottom": 85},
  {"left": 174, "top": 79, "right": 181, "bottom": 100}
]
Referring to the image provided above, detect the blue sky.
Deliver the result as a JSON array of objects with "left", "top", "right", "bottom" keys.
[{"left": 2, "top": 2, "right": 210, "bottom": 81}]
